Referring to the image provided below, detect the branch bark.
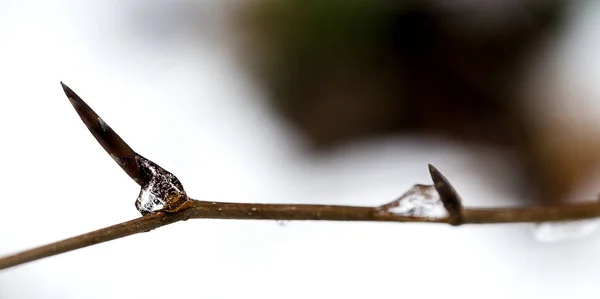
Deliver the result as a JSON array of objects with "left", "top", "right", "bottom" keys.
[{"left": 2, "top": 198, "right": 600, "bottom": 270}]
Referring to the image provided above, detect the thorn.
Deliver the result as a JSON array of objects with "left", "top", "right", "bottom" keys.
[
  {"left": 60, "top": 82, "right": 144, "bottom": 186},
  {"left": 60, "top": 82, "right": 191, "bottom": 216},
  {"left": 428, "top": 164, "right": 464, "bottom": 225}
]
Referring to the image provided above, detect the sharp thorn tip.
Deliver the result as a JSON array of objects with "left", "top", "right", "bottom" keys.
[{"left": 428, "top": 164, "right": 440, "bottom": 177}]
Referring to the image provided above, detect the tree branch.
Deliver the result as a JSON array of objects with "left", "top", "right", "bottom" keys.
[
  {"left": 40, "top": 84, "right": 600, "bottom": 274},
  {"left": 2, "top": 198, "right": 600, "bottom": 270},
  {"left": 39, "top": 83, "right": 600, "bottom": 273}
]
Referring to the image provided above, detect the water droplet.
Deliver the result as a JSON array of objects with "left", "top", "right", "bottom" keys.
[
  {"left": 380, "top": 185, "right": 448, "bottom": 219},
  {"left": 276, "top": 220, "right": 289, "bottom": 226},
  {"left": 532, "top": 219, "right": 600, "bottom": 243},
  {"left": 135, "top": 155, "right": 190, "bottom": 216}
]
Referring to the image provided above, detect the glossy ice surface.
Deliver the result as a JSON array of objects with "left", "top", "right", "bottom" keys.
[
  {"left": 382, "top": 185, "right": 448, "bottom": 219},
  {"left": 134, "top": 155, "right": 189, "bottom": 215}
]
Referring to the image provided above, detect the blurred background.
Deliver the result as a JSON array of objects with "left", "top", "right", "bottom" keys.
[{"left": 2, "top": 0, "right": 600, "bottom": 298}]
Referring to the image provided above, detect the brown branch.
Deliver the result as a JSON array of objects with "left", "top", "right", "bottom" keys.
[
  {"left": 3, "top": 198, "right": 600, "bottom": 270},
  {"left": 43, "top": 84, "right": 600, "bottom": 275}
]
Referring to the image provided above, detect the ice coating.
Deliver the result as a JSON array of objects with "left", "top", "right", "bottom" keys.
[
  {"left": 532, "top": 219, "right": 600, "bottom": 243},
  {"left": 134, "top": 154, "right": 189, "bottom": 215},
  {"left": 382, "top": 185, "right": 448, "bottom": 219}
]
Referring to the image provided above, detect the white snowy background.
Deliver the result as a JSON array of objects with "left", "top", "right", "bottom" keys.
[{"left": 2, "top": 1, "right": 600, "bottom": 298}]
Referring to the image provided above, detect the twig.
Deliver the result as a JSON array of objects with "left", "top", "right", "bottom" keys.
[
  {"left": 3, "top": 197, "right": 600, "bottom": 270},
  {"left": 3, "top": 84, "right": 596, "bottom": 271}
]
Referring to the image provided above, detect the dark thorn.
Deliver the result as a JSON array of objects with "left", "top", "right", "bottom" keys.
[
  {"left": 60, "top": 82, "right": 145, "bottom": 186},
  {"left": 428, "top": 164, "right": 464, "bottom": 225}
]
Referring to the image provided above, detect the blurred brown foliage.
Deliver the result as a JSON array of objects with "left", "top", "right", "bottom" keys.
[{"left": 235, "top": 0, "right": 594, "bottom": 204}]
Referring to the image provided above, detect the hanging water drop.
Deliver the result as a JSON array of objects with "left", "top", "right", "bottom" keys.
[
  {"left": 276, "top": 220, "right": 290, "bottom": 226},
  {"left": 532, "top": 219, "right": 600, "bottom": 243}
]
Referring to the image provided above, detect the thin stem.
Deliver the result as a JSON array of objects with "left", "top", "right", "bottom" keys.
[{"left": 2, "top": 198, "right": 600, "bottom": 270}]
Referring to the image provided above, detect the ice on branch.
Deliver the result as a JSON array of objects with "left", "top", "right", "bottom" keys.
[
  {"left": 135, "top": 155, "right": 190, "bottom": 216},
  {"left": 378, "top": 185, "right": 449, "bottom": 219}
]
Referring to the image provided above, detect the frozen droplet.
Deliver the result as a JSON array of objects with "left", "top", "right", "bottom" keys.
[
  {"left": 276, "top": 220, "right": 289, "bottom": 226},
  {"left": 135, "top": 155, "right": 190, "bottom": 216},
  {"left": 379, "top": 185, "right": 448, "bottom": 219},
  {"left": 532, "top": 219, "right": 600, "bottom": 243}
]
